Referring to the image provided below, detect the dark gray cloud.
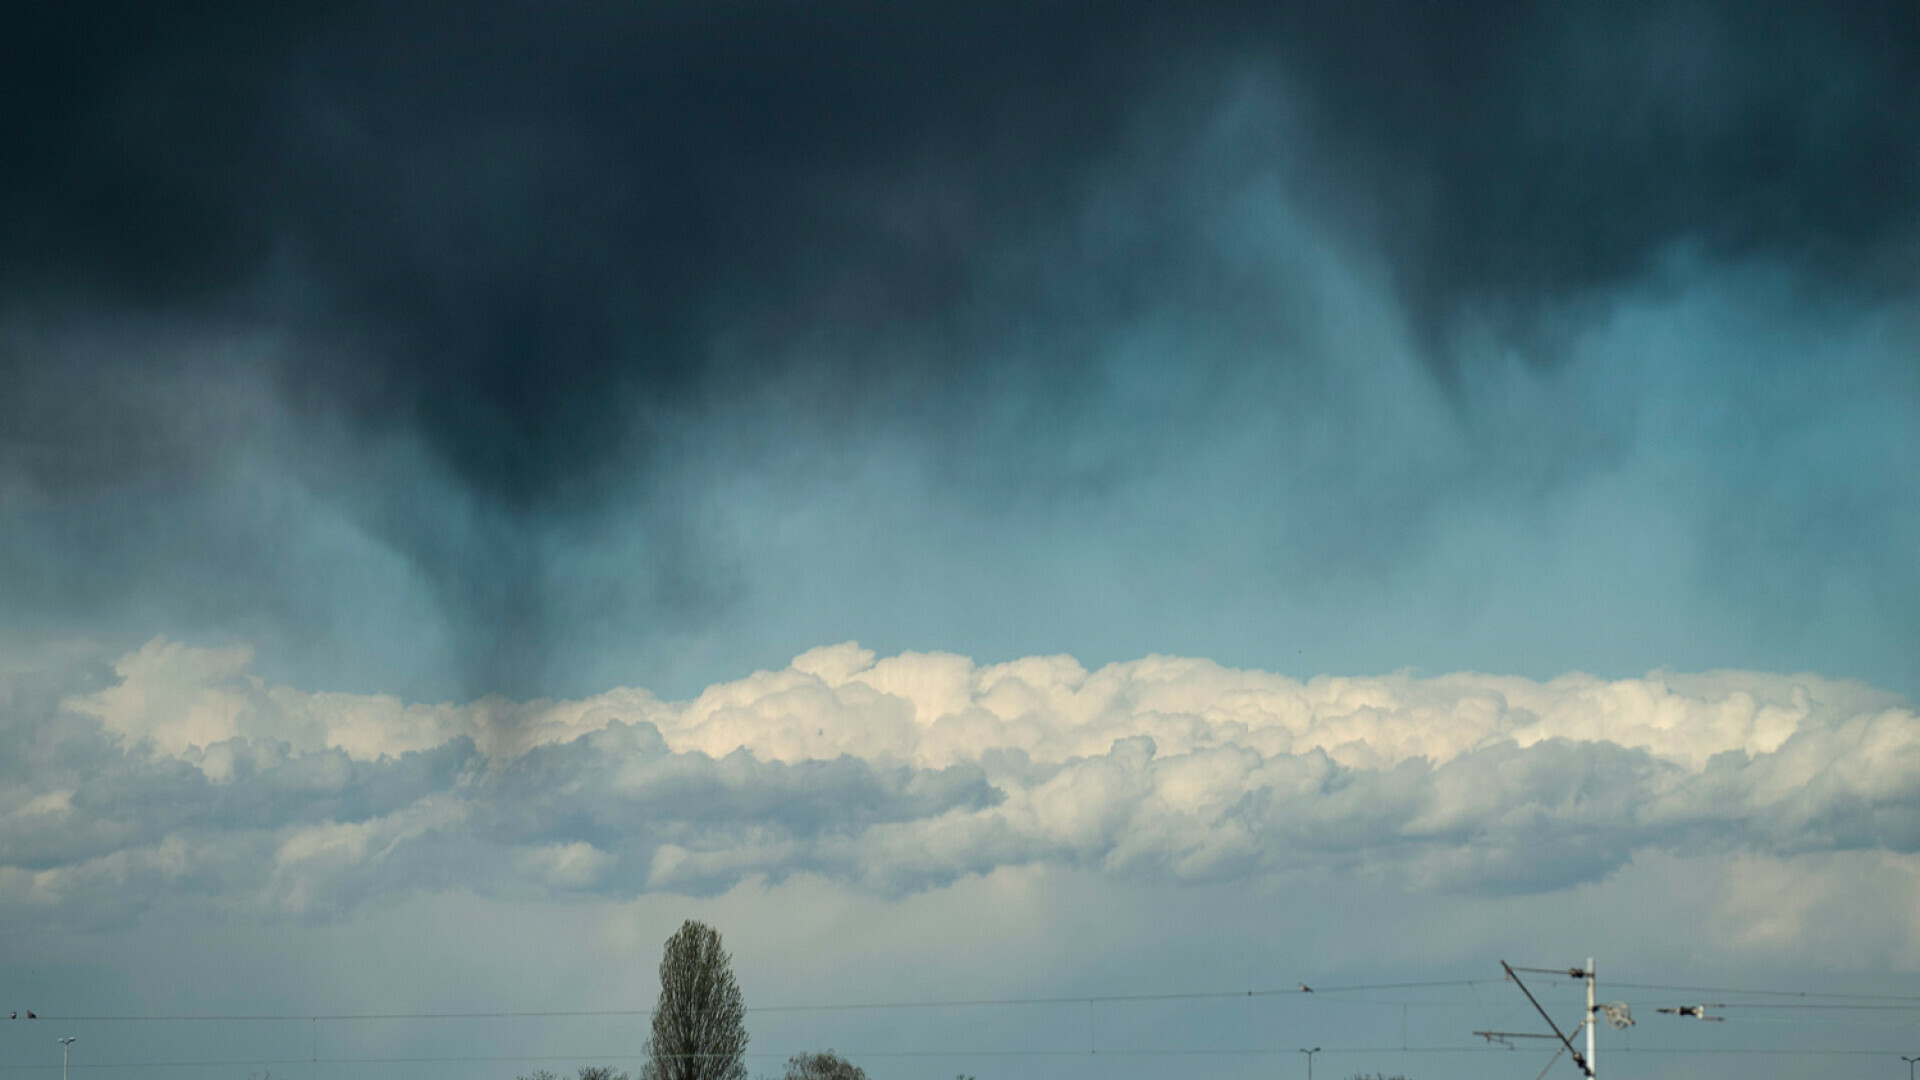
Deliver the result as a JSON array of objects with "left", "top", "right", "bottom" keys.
[
  {"left": 1267, "top": 2, "right": 1919, "bottom": 358},
  {"left": 2, "top": 0, "right": 1914, "bottom": 698}
]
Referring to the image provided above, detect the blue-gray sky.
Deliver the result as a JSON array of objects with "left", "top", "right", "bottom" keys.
[{"left": 2, "top": 3, "right": 1918, "bottom": 1078}]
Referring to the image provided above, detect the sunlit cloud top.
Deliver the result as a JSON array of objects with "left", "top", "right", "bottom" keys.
[{"left": 3, "top": 640, "right": 1910, "bottom": 932}]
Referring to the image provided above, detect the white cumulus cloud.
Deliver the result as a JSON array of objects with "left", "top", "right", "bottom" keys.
[{"left": 3, "top": 637, "right": 1913, "bottom": 929}]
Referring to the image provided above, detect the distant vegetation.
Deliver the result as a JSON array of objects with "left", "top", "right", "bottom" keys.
[
  {"left": 778, "top": 1050, "right": 867, "bottom": 1080},
  {"left": 516, "top": 921, "right": 881, "bottom": 1080},
  {"left": 507, "top": 920, "right": 1409, "bottom": 1080}
]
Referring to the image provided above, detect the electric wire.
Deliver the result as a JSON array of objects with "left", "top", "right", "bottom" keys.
[
  {"left": 2, "top": 1044, "right": 1918, "bottom": 1072},
  {"left": 20, "top": 978, "right": 1497, "bottom": 1023},
  {"left": 11, "top": 972, "right": 1919, "bottom": 1074},
  {"left": 1608, "top": 980, "right": 1920, "bottom": 1003}
]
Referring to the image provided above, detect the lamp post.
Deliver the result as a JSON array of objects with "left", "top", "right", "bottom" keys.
[
  {"left": 1902, "top": 1054, "right": 1919, "bottom": 1080},
  {"left": 57, "top": 1037, "right": 76, "bottom": 1080},
  {"left": 1299, "top": 1046, "right": 1321, "bottom": 1080}
]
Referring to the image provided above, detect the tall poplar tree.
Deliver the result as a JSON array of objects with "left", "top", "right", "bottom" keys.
[{"left": 644, "top": 920, "right": 748, "bottom": 1080}]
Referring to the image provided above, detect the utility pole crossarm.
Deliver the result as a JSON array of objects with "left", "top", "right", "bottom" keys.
[
  {"left": 1501, "top": 960, "right": 1593, "bottom": 1078},
  {"left": 1475, "top": 1031, "right": 1564, "bottom": 1041},
  {"left": 1656, "top": 1004, "right": 1725, "bottom": 1021}
]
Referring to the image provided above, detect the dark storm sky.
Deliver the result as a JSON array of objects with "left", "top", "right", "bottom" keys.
[{"left": 2, "top": 0, "right": 1915, "bottom": 699}]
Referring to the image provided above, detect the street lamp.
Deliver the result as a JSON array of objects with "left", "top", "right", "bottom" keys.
[
  {"left": 1299, "top": 1046, "right": 1321, "bottom": 1080},
  {"left": 57, "top": 1037, "right": 76, "bottom": 1080},
  {"left": 1902, "top": 1054, "right": 1919, "bottom": 1080}
]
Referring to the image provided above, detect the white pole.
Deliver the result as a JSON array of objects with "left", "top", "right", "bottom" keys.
[
  {"left": 58, "top": 1037, "right": 76, "bottom": 1080},
  {"left": 1586, "top": 958, "right": 1596, "bottom": 1078}
]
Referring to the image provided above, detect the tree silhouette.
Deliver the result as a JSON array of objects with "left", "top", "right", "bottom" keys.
[
  {"left": 644, "top": 920, "right": 748, "bottom": 1080},
  {"left": 781, "top": 1050, "right": 868, "bottom": 1080}
]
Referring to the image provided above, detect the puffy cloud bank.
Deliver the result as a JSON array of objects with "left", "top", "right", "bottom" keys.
[{"left": 3, "top": 638, "right": 1915, "bottom": 926}]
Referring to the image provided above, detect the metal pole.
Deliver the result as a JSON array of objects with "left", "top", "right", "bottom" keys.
[
  {"left": 1586, "top": 958, "right": 1596, "bottom": 1079},
  {"left": 1299, "top": 1046, "right": 1320, "bottom": 1080},
  {"left": 1902, "top": 1054, "right": 1919, "bottom": 1080},
  {"left": 58, "top": 1037, "right": 76, "bottom": 1080}
]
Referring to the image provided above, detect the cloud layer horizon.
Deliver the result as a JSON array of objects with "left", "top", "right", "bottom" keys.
[{"left": 8, "top": 638, "right": 1914, "bottom": 965}]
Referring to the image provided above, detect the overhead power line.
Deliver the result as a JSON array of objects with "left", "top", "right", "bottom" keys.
[
  {"left": 0, "top": 1044, "right": 1916, "bottom": 1072},
  {"left": 1609, "top": 981, "right": 1920, "bottom": 1003},
  {"left": 21, "top": 978, "right": 1494, "bottom": 1023},
  {"left": 1679, "top": 1003, "right": 1920, "bottom": 1012}
]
